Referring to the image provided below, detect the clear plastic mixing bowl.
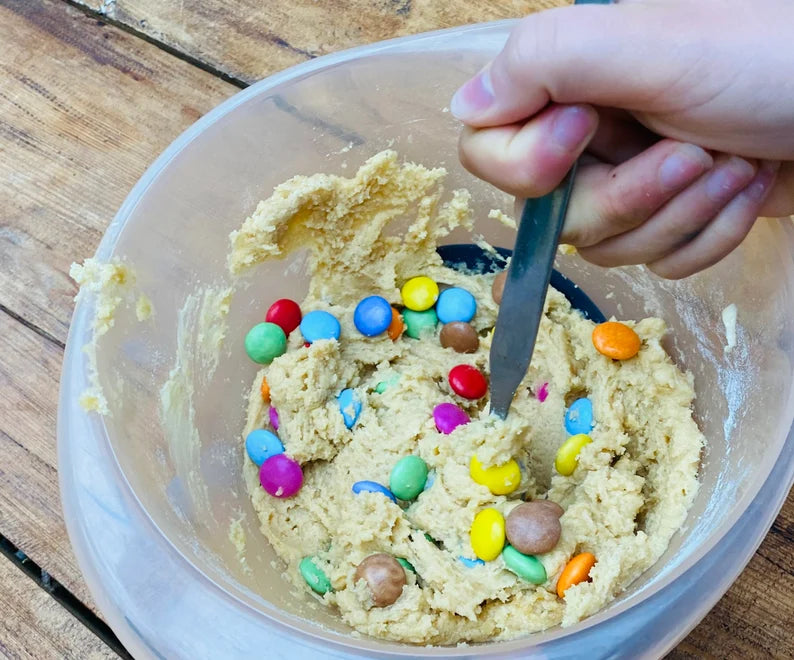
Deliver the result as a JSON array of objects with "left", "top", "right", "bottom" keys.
[{"left": 58, "top": 20, "right": 794, "bottom": 659}]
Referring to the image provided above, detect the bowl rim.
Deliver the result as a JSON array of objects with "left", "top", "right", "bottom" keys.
[{"left": 58, "top": 17, "right": 794, "bottom": 657}]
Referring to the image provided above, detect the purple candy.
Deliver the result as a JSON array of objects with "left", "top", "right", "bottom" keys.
[
  {"left": 269, "top": 406, "right": 280, "bottom": 431},
  {"left": 537, "top": 382, "right": 549, "bottom": 403},
  {"left": 433, "top": 402, "right": 470, "bottom": 434},
  {"left": 260, "top": 454, "right": 303, "bottom": 498}
]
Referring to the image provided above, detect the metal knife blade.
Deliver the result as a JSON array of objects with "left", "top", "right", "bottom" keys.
[{"left": 488, "top": 163, "right": 578, "bottom": 419}]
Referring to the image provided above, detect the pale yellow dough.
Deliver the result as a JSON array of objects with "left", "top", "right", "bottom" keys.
[{"left": 233, "top": 151, "right": 704, "bottom": 644}]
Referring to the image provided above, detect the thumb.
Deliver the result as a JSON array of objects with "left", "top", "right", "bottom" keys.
[{"left": 451, "top": 3, "right": 689, "bottom": 128}]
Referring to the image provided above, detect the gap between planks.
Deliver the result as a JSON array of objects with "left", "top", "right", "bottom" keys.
[
  {"left": 0, "top": 534, "right": 130, "bottom": 659},
  {"left": 61, "top": 0, "right": 249, "bottom": 89}
]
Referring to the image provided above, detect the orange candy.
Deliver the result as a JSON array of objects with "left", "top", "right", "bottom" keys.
[
  {"left": 387, "top": 307, "right": 405, "bottom": 341},
  {"left": 260, "top": 376, "right": 270, "bottom": 402},
  {"left": 592, "top": 321, "right": 641, "bottom": 360},
  {"left": 556, "top": 552, "right": 596, "bottom": 598}
]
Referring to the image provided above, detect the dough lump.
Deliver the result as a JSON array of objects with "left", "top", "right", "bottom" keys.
[{"left": 232, "top": 151, "right": 704, "bottom": 644}]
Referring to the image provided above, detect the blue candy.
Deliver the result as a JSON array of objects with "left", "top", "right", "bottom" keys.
[
  {"left": 245, "top": 429, "right": 284, "bottom": 466},
  {"left": 353, "top": 295, "right": 392, "bottom": 336},
  {"left": 565, "top": 397, "right": 595, "bottom": 435},
  {"left": 458, "top": 556, "right": 485, "bottom": 568},
  {"left": 436, "top": 287, "right": 477, "bottom": 324},
  {"left": 423, "top": 469, "right": 436, "bottom": 492},
  {"left": 300, "top": 310, "right": 341, "bottom": 343},
  {"left": 337, "top": 388, "right": 362, "bottom": 428},
  {"left": 351, "top": 480, "right": 397, "bottom": 503}
]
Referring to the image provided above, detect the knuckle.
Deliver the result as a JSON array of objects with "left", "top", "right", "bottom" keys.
[
  {"left": 512, "top": 162, "right": 554, "bottom": 198},
  {"left": 457, "top": 128, "right": 494, "bottom": 180},
  {"left": 561, "top": 218, "right": 600, "bottom": 248},
  {"left": 457, "top": 133, "right": 477, "bottom": 175},
  {"left": 647, "top": 260, "right": 688, "bottom": 280},
  {"left": 503, "top": 12, "right": 559, "bottom": 85},
  {"left": 577, "top": 245, "right": 624, "bottom": 268},
  {"left": 596, "top": 177, "right": 653, "bottom": 231},
  {"left": 717, "top": 212, "right": 755, "bottom": 245}
]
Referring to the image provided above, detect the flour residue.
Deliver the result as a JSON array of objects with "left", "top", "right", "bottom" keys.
[
  {"left": 135, "top": 293, "right": 153, "bottom": 322},
  {"left": 159, "top": 285, "right": 232, "bottom": 517},
  {"left": 228, "top": 514, "right": 251, "bottom": 573},
  {"left": 722, "top": 303, "right": 738, "bottom": 353}
]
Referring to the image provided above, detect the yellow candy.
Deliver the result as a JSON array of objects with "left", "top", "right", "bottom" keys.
[
  {"left": 401, "top": 276, "right": 439, "bottom": 311},
  {"left": 470, "top": 508, "right": 506, "bottom": 561},
  {"left": 470, "top": 456, "right": 521, "bottom": 495},
  {"left": 555, "top": 433, "right": 593, "bottom": 476}
]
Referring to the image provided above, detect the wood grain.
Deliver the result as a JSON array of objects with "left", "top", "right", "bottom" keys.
[
  {"left": 0, "top": 554, "right": 117, "bottom": 659},
  {"left": 0, "top": 0, "right": 233, "bottom": 623},
  {"left": 0, "top": 0, "right": 235, "bottom": 345},
  {"left": 669, "top": 494, "right": 794, "bottom": 659},
  {"left": 75, "top": 0, "right": 567, "bottom": 84},
  {"left": 0, "top": 310, "right": 96, "bottom": 606},
  {"left": 0, "top": 0, "right": 792, "bottom": 657}
]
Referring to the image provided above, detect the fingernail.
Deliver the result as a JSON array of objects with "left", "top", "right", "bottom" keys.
[
  {"left": 658, "top": 144, "right": 712, "bottom": 191},
  {"left": 742, "top": 160, "right": 780, "bottom": 202},
  {"left": 550, "top": 106, "right": 594, "bottom": 151},
  {"left": 705, "top": 157, "right": 756, "bottom": 203},
  {"left": 450, "top": 68, "right": 494, "bottom": 121}
]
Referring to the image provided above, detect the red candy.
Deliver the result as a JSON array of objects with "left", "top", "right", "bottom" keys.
[
  {"left": 448, "top": 364, "right": 487, "bottom": 399},
  {"left": 266, "top": 298, "right": 302, "bottom": 335}
]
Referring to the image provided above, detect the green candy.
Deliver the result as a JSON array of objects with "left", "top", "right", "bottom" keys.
[
  {"left": 245, "top": 322, "right": 287, "bottom": 364},
  {"left": 501, "top": 545, "right": 547, "bottom": 584},
  {"left": 299, "top": 556, "right": 332, "bottom": 594},
  {"left": 402, "top": 308, "right": 438, "bottom": 339},
  {"left": 389, "top": 455, "right": 428, "bottom": 500},
  {"left": 375, "top": 373, "right": 400, "bottom": 394},
  {"left": 396, "top": 557, "right": 416, "bottom": 573}
]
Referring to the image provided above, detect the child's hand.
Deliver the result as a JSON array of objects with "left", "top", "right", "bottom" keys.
[{"left": 452, "top": 0, "right": 794, "bottom": 278}]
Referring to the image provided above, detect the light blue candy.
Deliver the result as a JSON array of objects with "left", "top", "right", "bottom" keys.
[
  {"left": 337, "top": 388, "right": 362, "bottom": 428},
  {"left": 565, "top": 397, "right": 595, "bottom": 435},
  {"left": 423, "top": 470, "right": 436, "bottom": 492},
  {"left": 353, "top": 295, "right": 392, "bottom": 336},
  {"left": 300, "top": 310, "right": 341, "bottom": 343},
  {"left": 436, "top": 287, "right": 477, "bottom": 324},
  {"left": 351, "top": 480, "right": 397, "bottom": 503},
  {"left": 459, "top": 556, "right": 485, "bottom": 568},
  {"left": 245, "top": 429, "right": 284, "bottom": 466}
]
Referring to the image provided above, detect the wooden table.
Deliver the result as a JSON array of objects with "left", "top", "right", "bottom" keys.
[{"left": 1, "top": 0, "right": 792, "bottom": 657}]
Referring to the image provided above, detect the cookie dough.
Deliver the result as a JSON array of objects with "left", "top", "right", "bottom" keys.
[
  {"left": 232, "top": 151, "right": 704, "bottom": 644},
  {"left": 70, "top": 258, "right": 140, "bottom": 414}
]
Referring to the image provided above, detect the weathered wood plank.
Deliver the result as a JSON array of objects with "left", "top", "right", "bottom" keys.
[
  {"left": 667, "top": 492, "right": 794, "bottom": 659},
  {"left": 0, "top": 310, "right": 97, "bottom": 609},
  {"left": 76, "top": 0, "right": 566, "bottom": 85},
  {"left": 0, "top": 0, "right": 234, "bottom": 625},
  {"left": 0, "top": 553, "right": 118, "bottom": 659},
  {"left": 0, "top": 0, "right": 236, "bottom": 345}
]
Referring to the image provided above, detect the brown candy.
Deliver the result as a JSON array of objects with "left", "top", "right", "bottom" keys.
[
  {"left": 439, "top": 321, "right": 479, "bottom": 353},
  {"left": 534, "top": 499, "right": 564, "bottom": 518},
  {"left": 492, "top": 270, "right": 507, "bottom": 304},
  {"left": 353, "top": 553, "right": 406, "bottom": 607},
  {"left": 505, "top": 501, "right": 562, "bottom": 555}
]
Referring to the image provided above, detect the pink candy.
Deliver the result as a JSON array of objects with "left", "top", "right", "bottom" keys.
[
  {"left": 260, "top": 454, "right": 303, "bottom": 498},
  {"left": 537, "top": 382, "right": 549, "bottom": 403},
  {"left": 269, "top": 406, "right": 280, "bottom": 431},
  {"left": 433, "top": 402, "right": 470, "bottom": 434}
]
